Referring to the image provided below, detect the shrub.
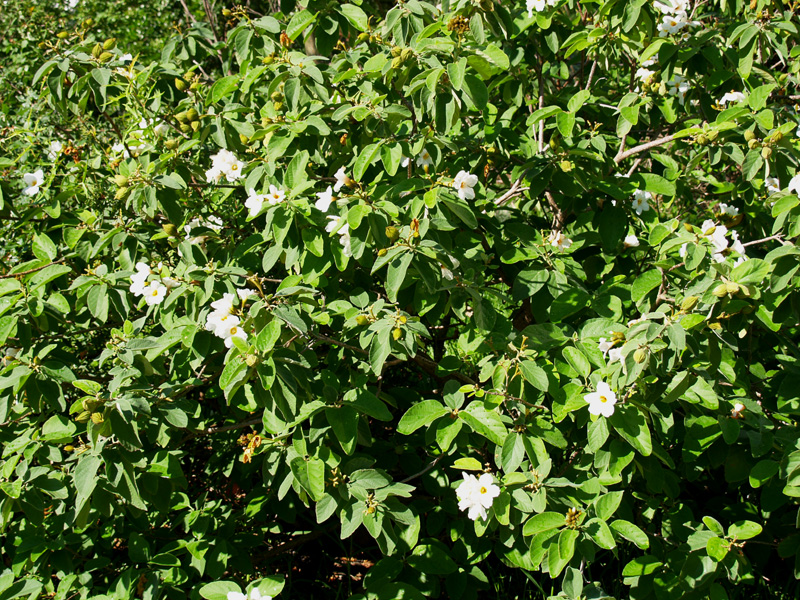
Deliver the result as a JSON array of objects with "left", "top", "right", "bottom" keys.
[{"left": 2, "top": 0, "right": 800, "bottom": 599}]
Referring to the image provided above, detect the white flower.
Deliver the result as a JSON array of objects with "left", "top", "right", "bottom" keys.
[
  {"left": 237, "top": 288, "right": 256, "bottom": 301},
  {"left": 227, "top": 589, "right": 270, "bottom": 600},
  {"left": 112, "top": 142, "right": 130, "bottom": 158},
  {"left": 211, "top": 293, "right": 237, "bottom": 316},
  {"left": 679, "top": 243, "right": 688, "bottom": 258},
  {"left": 624, "top": 234, "right": 640, "bottom": 248},
  {"left": 732, "top": 402, "right": 745, "bottom": 416},
  {"left": 598, "top": 338, "right": 613, "bottom": 356},
  {"left": 209, "top": 313, "right": 240, "bottom": 337},
  {"left": 129, "top": 262, "right": 152, "bottom": 297},
  {"left": 207, "top": 216, "right": 223, "bottom": 231},
  {"left": 584, "top": 381, "right": 617, "bottom": 417},
  {"left": 548, "top": 230, "right": 572, "bottom": 251},
  {"left": 441, "top": 266, "right": 454, "bottom": 280},
  {"left": 653, "top": 0, "right": 690, "bottom": 13},
  {"left": 22, "top": 169, "right": 44, "bottom": 196},
  {"left": 245, "top": 189, "right": 268, "bottom": 217},
  {"left": 266, "top": 185, "right": 286, "bottom": 206},
  {"left": 47, "top": 141, "right": 63, "bottom": 160},
  {"left": 717, "top": 203, "right": 739, "bottom": 217},
  {"left": 453, "top": 170, "right": 478, "bottom": 201},
  {"left": 400, "top": 156, "right": 410, "bottom": 168},
  {"left": 765, "top": 177, "right": 780, "bottom": 194},
  {"left": 326, "top": 216, "right": 352, "bottom": 257},
  {"left": 153, "top": 120, "right": 170, "bottom": 137},
  {"left": 608, "top": 348, "right": 623, "bottom": 364},
  {"left": 143, "top": 282, "right": 167, "bottom": 306},
  {"left": 788, "top": 173, "right": 800, "bottom": 195},
  {"left": 730, "top": 230, "right": 746, "bottom": 256},
  {"left": 631, "top": 189, "right": 651, "bottom": 214},
  {"left": 657, "top": 12, "right": 689, "bottom": 37},
  {"left": 315, "top": 186, "right": 335, "bottom": 212},
  {"left": 119, "top": 53, "right": 133, "bottom": 63},
  {"left": 334, "top": 167, "right": 349, "bottom": 193},
  {"left": 162, "top": 277, "right": 180, "bottom": 289},
  {"left": 456, "top": 472, "right": 500, "bottom": 521},
  {"left": 222, "top": 325, "right": 248, "bottom": 348},
  {"left": 207, "top": 149, "right": 245, "bottom": 183},
  {"left": 665, "top": 74, "right": 690, "bottom": 104},
  {"left": 2, "top": 347, "right": 20, "bottom": 368},
  {"left": 527, "top": 0, "right": 547, "bottom": 15},
  {"left": 326, "top": 215, "right": 348, "bottom": 235},
  {"left": 719, "top": 91, "right": 746, "bottom": 106},
  {"left": 416, "top": 148, "right": 433, "bottom": 169},
  {"left": 635, "top": 67, "right": 656, "bottom": 82}
]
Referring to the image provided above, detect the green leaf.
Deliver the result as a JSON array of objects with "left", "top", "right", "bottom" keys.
[
  {"left": 447, "top": 58, "right": 467, "bottom": 91},
  {"left": 519, "top": 361, "right": 549, "bottom": 392},
  {"left": 207, "top": 75, "right": 240, "bottom": 104},
  {"left": 73, "top": 454, "right": 102, "bottom": 517},
  {"left": 728, "top": 520, "right": 762, "bottom": 540},
  {"left": 585, "top": 518, "right": 616, "bottom": 549},
  {"left": 610, "top": 407, "right": 652, "bottom": 456},
  {"left": 286, "top": 9, "right": 317, "bottom": 41},
  {"left": 255, "top": 319, "right": 282, "bottom": 354},
  {"left": 749, "top": 460, "right": 779, "bottom": 488},
  {"left": 747, "top": 84, "right": 775, "bottom": 111},
  {"left": 622, "top": 555, "right": 663, "bottom": 576},
  {"left": 501, "top": 432, "right": 525, "bottom": 473},
  {"left": 459, "top": 402, "right": 508, "bottom": 446},
  {"left": 286, "top": 150, "right": 310, "bottom": 190},
  {"left": 462, "top": 74, "right": 489, "bottom": 110},
  {"left": 339, "top": 4, "right": 368, "bottom": 31},
  {"left": 474, "top": 43, "right": 509, "bottom": 70},
  {"left": 453, "top": 457, "right": 483, "bottom": 470},
  {"left": 32, "top": 233, "right": 57, "bottom": 261},
  {"left": 354, "top": 142, "right": 383, "bottom": 182},
  {"left": 326, "top": 406, "right": 359, "bottom": 455},
  {"left": 594, "top": 491, "right": 623, "bottom": 520},
  {"left": 610, "top": 519, "right": 649, "bottom": 549},
  {"left": 587, "top": 417, "right": 609, "bottom": 452},
  {"left": 385, "top": 251, "right": 413, "bottom": 302},
  {"left": 407, "top": 543, "right": 458, "bottom": 575},
  {"left": 397, "top": 400, "right": 448, "bottom": 434},
  {"left": 562, "top": 347, "right": 591, "bottom": 378},
  {"left": 568, "top": 90, "right": 591, "bottom": 113},
  {"left": 633, "top": 173, "right": 676, "bottom": 197},
  {"left": 522, "top": 512, "right": 564, "bottom": 537},
  {"left": 199, "top": 582, "right": 240, "bottom": 600},
  {"left": 706, "top": 536, "right": 728, "bottom": 562},
  {"left": 631, "top": 268, "right": 662, "bottom": 304},
  {"left": 731, "top": 258, "right": 771, "bottom": 285}
]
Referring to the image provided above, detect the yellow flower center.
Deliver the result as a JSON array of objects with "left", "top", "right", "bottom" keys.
[
  {"left": 480, "top": 486, "right": 487, "bottom": 494},
  {"left": 600, "top": 395, "right": 608, "bottom": 403},
  {"left": 151, "top": 289, "right": 159, "bottom": 296},
  {"left": 230, "top": 327, "right": 238, "bottom": 335}
]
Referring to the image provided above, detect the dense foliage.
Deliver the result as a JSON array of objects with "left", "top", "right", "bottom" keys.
[{"left": 2, "top": 0, "right": 800, "bottom": 599}]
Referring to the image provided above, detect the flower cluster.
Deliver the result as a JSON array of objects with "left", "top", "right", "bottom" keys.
[
  {"left": 455, "top": 472, "right": 500, "bottom": 521},
  {"left": 665, "top": 73, "right": 690, "bottom": 105},
  {"left": 129, "top": 262, "right": 178, "bottom": 306},
  {"left": 718, "top": 91, "right": 746, "bottom": 106},
  {"left": 184, "top": 216, "right": 224, "bottom": 245},
  {"left": 206, "top": 149, "right": 245, "bottom": 183},
  {"left": 701, "top": 220, "right": 746, "bottom": 264},
  {"left": 246, "top": 185, "right": 286, "bottom": 217},
  {"left": 655, "top": 0, "right": 698, "bottom": 41},
  {"left": 548, "top": 230, "right": 572, "bottom": 251},
  {"left": 204, "top": 290, "right": 255, "bottom": 348}
]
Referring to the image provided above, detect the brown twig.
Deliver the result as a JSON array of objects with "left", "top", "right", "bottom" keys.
[
  {"left": 614, "top": 135, "right": 676, "bottom": 163},
  {"left": 742, "top": 234, "right": 785, "bottom": 247},
  {"left": 0, "top": 258, "right": 66, "bottom": 279},
  {"left": 494, "top": 177, "right": 530, "bottom": 206}
]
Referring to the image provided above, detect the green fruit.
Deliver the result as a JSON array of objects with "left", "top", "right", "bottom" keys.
[
  {"left": 114, "top": 174, "right": 129, "bottom": 187},
  {"left": 92, "top": 43, "right": 102, "bottom": 58},
  {"left": 180, "top": 123, "right": 192, "bottom": 133},
  {"left": 98, "top": 52, "right": 113, "bottom": 62},
  {"left": 273, "top": 101, "right": 284, "bottom": 111},
  {"left": 57, "top": 31, "right": 69, "bottom": 39},
  {"left": 761, "top": 147, "right": 772, "bottom": 159},
  {"left": 186, "top": 108, "right": 199, "bottom": 121},
  {"left": 190, "top": 121, "right": 201, "bottom": 131},
  {"left": 355, "top": 315, "right": 369, "bottom": 326},
  {"left": 680, "top": 296, "right": 699, "bottom": 311},
  {"left": 115, "top": 186, "right": 129, "bottom": 200},
  {"left": 261, "top": 55, "right": 275, "bottom": 65},
  {"left": 162, "top": 223, "right": 178, "bottom": 237},
  {"left": 103, "top": 37, "right": 116, "bottom": 50},
  {"left": 392, "top": 328, "right": 403, "bottom": 341},
  {"left": 175, "top": 78, "right": 187, "bottom": 91},
  {"left": 744, "top": 130, "right": 756, "bottom": 141},
  {"left": 713, "top": 283, "right": 729, "bottom": 297},
  {"left": 633, "top": 348, "right": 647, "bottom": 363},
  {"left": 385, "top": 226, "right": 399, "bottom": 242},
  {"left": 391, "top": 57, "right": 404, "bottom": 69},
  {"left": 165, "top": 138, "right": 179, "bottom": 150}
]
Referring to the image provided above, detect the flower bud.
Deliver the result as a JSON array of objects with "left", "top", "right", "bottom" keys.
[
  {"left": 38, "top": 41, "right": 47, "bottom": 50},
  {"left": 398, "top": 315, "right": 407, "bottom": 324},
  {"left": 262, "top": 55, "right": 275, "bottom": 65},
  {"left": 186, "top": 108, "right": 199, "bottom": 121},
  {"left": 273, "top": 101, "right": 284, "bottom": 111},
  {"left": 222, "top": 8, "right": 232, "bottom": 16},
  {"left": 114, "top": 174, "right": 129, "bottom": 187},
  {"left": 355, "top": 315, "right": 369, "bottom": 326},
  {"left": 245, "top": 354, "right": 259, "bottom": 367},
  {"left": 91, "top": 412, "right": 105, "bottom": 424},
  {"left": 191, "top": 121, "right": 201, "bottom": 132},
  {"left": 392, "top": 327, "right": 403, "bottom": 341},
  {"left": 280, "top": 31, "right": 291, "bottom": 47},
  {"left": 165, "top": 138, "right": 179, "bottom": 150},
  {"left": 175, "top": 78, "right": 187, "bottom": 91},
  {"left": 239, "top": 134, "right": 249, "bottom": 144},
  {"left": 391, "top": 46, "right": 403, "bottom": 57},
  {"left": 401, "top": 48, "right": 414, "bottom": 61},
  {"left": 761, "top": 147, "right": 772, "bottom": 159},
  {"left": 115, "top": 186, "right": 129, "bottom": 200},
  {"left": 391, "top": 56, "right": 404, "bottom": 69},
  {"left": 377, "top": 248, "right": 388, "bottom": 257},
  {"left": 680, "top": 296, "right": 699, "bottom": 311},
  {"left": 713, "top": 283, "right": 729, "bottom": 297},
  {"left": 725, "top": 282, "right": 740, "bottom": 295},
  {"left": 707, "top": 130, "right": 718, "bottom": 141},
  {"left": 190, "top": 81, "right": 201, "bottom": 91},
  {"left": 357, "top": 32, "right": 369, "bottom": 43},
  {"left": 633, "top": 348, "right": 647, "bottom": 363},
  {"left": 772, "top": 131, "right": 783, "bottom": 142},
  {"left": 744, "top": 130, "right": 756, "bottom": 141},
  {"left": 92, "top": 43, "right": 103, "bottom": 58},
  {"left": 747, "top": 139, "right": 760, "bottom": 149},
  {"left": 99, "top": 52, "right": 113, "bottom": 62},
  {"left": 696, "top": 134, "right": 709, "bottom": 146},
  {"left": 559, "top": 160, "right": 573, "bottom": 172},
  {"left": 103, "top": 37, "right": 116, "bottom": 50},
  {"left": 75, "top": 410, "right": 91, "bottom": 423},
  {"left": 84, "top": 18, "right": 94, "bottom": 26},
  {"left": 57, "top": 31, "right": 69, "bottom": 39},
  {"left": 385, "top": 226, "right": 399, "bottom": 242},
  {"left": 180, "top": 123, "right": 193, "bottom": 133},
  {"left": 162, "top": 223, "right": 178, "bottom": 237},
  {"left": 64, "top": 445, "right": 74, "bottom": 452}
]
